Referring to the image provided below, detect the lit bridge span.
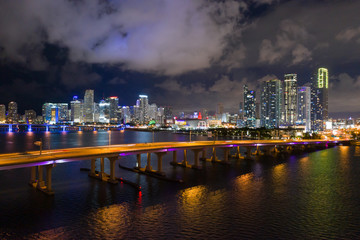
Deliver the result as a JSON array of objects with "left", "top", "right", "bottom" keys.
[{"left": 0, "top": 139, "right": 350, "bottom": 195}]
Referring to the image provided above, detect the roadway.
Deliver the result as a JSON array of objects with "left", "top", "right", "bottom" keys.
[{"left": 0, "top": 139, "right": 347, "bottom": 170}]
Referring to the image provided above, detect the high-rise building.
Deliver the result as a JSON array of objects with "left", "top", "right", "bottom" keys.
[
  {"left": 297, "top": 85, "right": 311, "bottom": 132},
  {"left": 311, "top": 67, "right": 329, "bottom": 131},
  {"left": 243, "top": 85, "right": 256, "bottom": 128},
  {"left": 84, "top": 89, "right": 94, "bottom": 123},
  {"left": 148, "top": 103, "right": 157, "bottom": 120},
  {"left": 108, "top": 97, "right": 119, "bottom": 124},
  {"left": 70, "top": 96, "right": 83, "bottom": 123},
  {"left": 7, "top": 101, "right": 18, "bottom": 123},
  {"left": 42, "top": 103, "right": 68, "bottom": 123},
  {"left": 121, "top": 106, "right": 131, "bottom": 124},
  {"left": 25, "top": 110, "right": 36, "bottom": 124},
  {"left": 284, "top": 74, "right": 298, "bottom": 125},
  {"left": 260, "top": 79, "right": 283, "bottom": 128},
  {"left": 317, "top": 68, "right": 329, "bottom": 120},
  {"left": 0, "top": 104, "right": 5, "bottom": 123},
  {"left": 138, "top": 95, "right": 149, "bottom": 124},
  {"left": 99, "top": 99, "right": 110, "bottom": 123}
]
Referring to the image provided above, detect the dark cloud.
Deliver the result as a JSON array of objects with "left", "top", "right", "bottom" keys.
[{"left": 1, "top": 0, "right": 360, "bottom": 115}]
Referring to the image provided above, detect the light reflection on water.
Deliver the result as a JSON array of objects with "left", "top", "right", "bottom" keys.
[{"left": 0, "top": 131, "right": 360, "bottom": 239}]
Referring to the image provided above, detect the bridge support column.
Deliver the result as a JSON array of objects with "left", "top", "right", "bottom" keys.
[
  {"left": 37, "top": 166, "right": 45, "bottom": 189},
  {"left": 145, "top": 153, "right": 152, "bottom": 172},
  {"left": 108, "top": 157, "right": 118, "bottom": 184},
  {"left": 206, "top": 147, "right": 219, "bottom": 162},
  {"left": 45, "top": 164, "right": 55, "bottom": 195},
  {"left": 29, "top": 164, "right": 55, "bottom": 195},
  {"left": 155, "top": 152, "right": 166, "bottom": 176},
  {"left": 29, "top": 166, "right": 37, "bottom": 186},
  {"left": 89, "top": 159, "right": 96, "bottom": 177},
  {"left": 181, "top": 150, "right": 189, "bottom": 167},
  {"left": 231, "top": 146, "right": 244, "bottom": 159},
  {"left": 99, "top": 157, "right": 107, "bottom": 181},
  {"left": 254, "top": 145, "right": 263, "bottom": 156},
  {"left": 192, "top": 149, "right": 202, "bottom": 169},
  {"left": 221, "top": 148, "right": 231, "bottom": 164},
  {"left": 136, "top": 154, "right": 141, "bottom": 169}
]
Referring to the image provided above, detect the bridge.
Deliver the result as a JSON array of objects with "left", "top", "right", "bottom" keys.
[{"left": 0, "top": 139, "right": 350, "bottom": 195}]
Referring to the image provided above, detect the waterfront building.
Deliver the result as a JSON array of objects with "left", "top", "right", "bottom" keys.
[
  {"left": 243, "top": 85, "right": 256, "bottom": 128},
  {"left": 108, "top": 97, "right": 119, "bottom": 124},
  {"left": 260, "top": 79, "right": 283, "bottom": 128},
  {"left": 70, "top": 96, "right": 83, "bottom": 123},
  {"left": 297, "top": 85, "right": 311, "bottom": 132},
  {"left": 42, "top": 103, "right": 68, "bottom": 124},
  {"left": 311, "top": 68, "right": 329, "bottom": 131},
  {"left": 121, "top": 106, "right": 131, "bottom": 124},
  {"left": 84, "top": 89, "right": 94, "bottom": 123},
  {"left": 7, "top": 101, "right": 18, "bottom": 123},
  {"left": 0, "top": 104, "right": 5, "bottom": 123},
  {"left": 164, "top": 106, "right": 173, "bottom": 119},
  {"left": 24, "top": 110, "right": 36, "bottom": 124},
  {"left": 138, "top": 95, "right": 149, "bottom": 124},
  {"left": 284, "top": 74, "right": 298, "bottom": 125},
  {"left": 99, "top": 99, "right": 110, "bottom": 123}
]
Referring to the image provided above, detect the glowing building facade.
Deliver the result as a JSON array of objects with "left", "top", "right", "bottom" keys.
[
  {"left": 284, "top": 74, "right": 298, "bottom": 125},
  {"left": 260, "top": 79, "right": 283, "bottom": 128}
]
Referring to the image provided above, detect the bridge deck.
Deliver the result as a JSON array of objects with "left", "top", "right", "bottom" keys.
[{"left": 0, "top": 139, "right": 346, "bottom": 170}]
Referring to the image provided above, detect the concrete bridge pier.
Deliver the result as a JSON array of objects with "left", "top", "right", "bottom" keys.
[
  {"left": 191, "top": 148, "right": 203, "bottom": 169},
  {"left": 89, "top": 157, "right": 118, "bottom": 184},
  {"left": 171, "top": 151, "right": 178, "bottom": 165},
  {"left": 136, "top": 154, "right": 141, "bottom": 169},
  {"left": 171, "top": 149, "right": 202, "bottom": 169},
  {"left": 220, "top": 147, "right": 231, "bottom": 164},
  {"left": 181, "top": 149, "right": 189, "bottom": 167},
  {"left": 29, "top": 164, "right": 55, "bottom": 195},
  {"left": 145, "top": 153, "right": 152, "bottom": 172},
  {"left": 205, "top": 147, "right": 219, "bottom": 162},
  {"left": 155, "top": 152, "right": 166, "bottom": 175},
  {"left": 231, "top": 146, "right": 244, "bottom": 159},
  {"left": 253, "top": 145, "right": 263, "bottom": 156},
  {"left": 108, "top": 157, "right": 119, "bottom": 184}
]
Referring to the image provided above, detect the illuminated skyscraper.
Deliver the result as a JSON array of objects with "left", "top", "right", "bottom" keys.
[
  {"left": 284, "top": 74, "right": 298, "bottom": 125},
  {"left": 108, "top": 96, "right": 119, "bottom": 124},
  {"left": 297, "top": 85, "right": 311, "bottom": 132},
  {"left": 70, "top": 96, "right": 83, "bottom": 123},
  {"left": 260, "top": 79, "right": 283, "bottom": 128},
  {"left": 0, "top": 104, "right": 5, "bottom": 123},
  {"left": 7, "top": 101, "right": 18, "bottom": 123},
  {"left": 42, "top": 103, "right": 68, "bottom": 123},
  {"left": 243, "top": 85, "right": 256, "bottom": 128},
  {"left": 99, "top": 99, "right": 110, "bottom": 123},
  {"left": 84, "top": 89, "right": 94, "bottom": 123},
  {"left": 138, "top": 95, "right": 149, "bottom": 124},
  {"left": 311, "top": 67, "right": 329, "bottom": 131}
]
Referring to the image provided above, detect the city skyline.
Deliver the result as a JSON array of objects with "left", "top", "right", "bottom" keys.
[{"left": 0, "top": 1, "right": 360, "bottom": 117}]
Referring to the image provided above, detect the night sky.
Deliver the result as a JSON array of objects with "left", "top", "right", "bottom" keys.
[{"left": 0, "top": 0, "right": 360, "bottom": 117}]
